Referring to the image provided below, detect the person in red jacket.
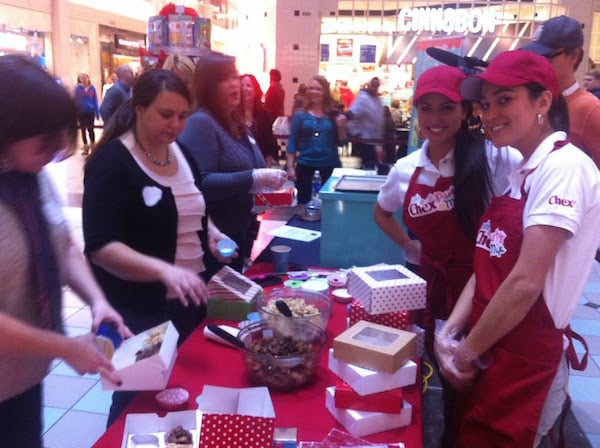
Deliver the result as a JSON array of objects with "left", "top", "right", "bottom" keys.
[{"left": 264, "top": 68, "right": 285, "bottom": 119}]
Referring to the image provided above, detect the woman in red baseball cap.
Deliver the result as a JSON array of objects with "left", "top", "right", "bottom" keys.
[
  {"left": 436, "top": 50, "right": 600, "bottom": 447},
  {"left": 374, "top": 64, "right": 521, "bottom": 446}
]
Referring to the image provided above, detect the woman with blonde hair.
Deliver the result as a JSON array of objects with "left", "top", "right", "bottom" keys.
[
  {"left": 163, "top": 54, "right": 195, "bottom": 90},
  {"left": 74, "top": 72, "right": 99, "bottom": 155},
  {"left": 286, "top": 75, "right": 347, "bottom": 216}
]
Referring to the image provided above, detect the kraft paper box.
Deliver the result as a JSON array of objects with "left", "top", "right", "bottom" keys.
[
  {"left": 348, "top": 264, "right": 426, "bottom": 314},
  {"left": 120, "top": 409, "right": 200, "bottom": 448},
  {"left": 349, "top": 300, "right": 410, "bottom": 330},
  {"left": 207, "top": 265, "right": 261, "bottom": 321},
  {"left": 333, "top": 321, "right": 417, "bottom": 374},
  {"left": 325, "top": 387, "right": 412, "bottom": 438},
  {"left": 334, "top": 378, "right": 403, "bottom": 413},
  {"left": 328, "top": 348, "right": 417, "bottom": 395},
  {"left": 101, "top": 321, "right": 178, "bottom": 391},
  {"left": 196, "top": 385, "right": 275, "bottom": 448}
]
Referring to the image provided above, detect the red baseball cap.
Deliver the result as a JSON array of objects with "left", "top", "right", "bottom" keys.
[
  {"left": 460, "top": 50, "right": 560, "bottom": 101},
  {"left": 413, "top": 65, "right": 465, "bottom": 104}
]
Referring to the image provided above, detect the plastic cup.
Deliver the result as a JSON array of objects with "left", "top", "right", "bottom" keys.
[
  {"left": 217, "top": 239, "right": 236, "bottom": 257},
  {"left": 95, "top": 321, "right": 123, "bottom": 359},
  {"left": 271, "top": 245, "right": 291, "bottom": 273}
]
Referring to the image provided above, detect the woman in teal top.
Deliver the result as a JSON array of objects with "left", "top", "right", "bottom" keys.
[{"left": 286, "top": 75, "right": 347, "bottom": 212}]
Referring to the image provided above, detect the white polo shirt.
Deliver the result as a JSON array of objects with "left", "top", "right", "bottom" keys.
[
  {"left": 377, "top": 139, "right": 522, "bottom": 213},
  {"left": 507, "top": 131, "right": 600, "bottom": 328}
]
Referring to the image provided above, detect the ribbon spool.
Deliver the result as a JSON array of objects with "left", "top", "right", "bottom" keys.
[{"left": 284, "top": 279, "right": 303, "bottom": 288}]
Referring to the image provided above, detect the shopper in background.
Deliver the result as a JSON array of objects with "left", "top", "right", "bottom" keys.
[
  {"left": 0, "top": 54, "right": 131, "bottom": 448},
  {"left": 382, "top": 105, "right": 397, "bottom": 165},
  {"left": 286, "top": 75, "right": 347, "bottom": 217},
  {"left": 347, "top": 76, "right": 385, "bottom": 169},
  {"left": 74, "top": 73, "right": 100, "bottom": 156},
  {"left": 84, "top": 69, "right": 235, "bottom": 425},
  {"left": 338, "top": 80, "right": 355, "bottom": 110},
  {"left": 102, "top": 72, "right": 117, "bottom": 101},
  {"left": 179, "top": 53, "right": 286, "bottom": 273},
  {"left": 374, "top": 65, "right": 521, "bottom": 447},
  {"left": 99, "top": 64, "right": 134, "bottom": 125},
  {"left": 436, "top": 50, "right": 600, "bottom": 447},
  {"left": 521, "top": 15, "right": 600, "bottom": 167},
  {"left": 289, "top": 83, "right": 306, "bottom": 118},
  {"left": 583, "top": 69, "right": 600, "bottom": 99},
  {"left": 264, "top": 68, "right": 285, "bottom": 119},
  {"left": 239, "top": 73, "right": 279, "bottom": 166},
  {"left": 163, "top": 54, "right": 195, "bottom": 99}
]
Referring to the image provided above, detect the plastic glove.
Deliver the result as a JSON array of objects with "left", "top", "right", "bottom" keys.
[
  {"left": 434, "top": 328, "right": 460, "bottom": 375},
  {"left": 252, "top": 168, "right": 287, "bottom": 192},
  {"left": 402, "top": 239, "right": 422, "bottom": 265}
]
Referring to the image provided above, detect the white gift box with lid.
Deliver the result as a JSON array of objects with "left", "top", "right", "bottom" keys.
[
  {"left": 328, "top": 348, "right": 417, "bottom": 396},
  {"left": 348, "top": 264, "right": 426, "bottom": 314},
  {"left": 325, "top": 387, "right": 413, "bottom": 437}
]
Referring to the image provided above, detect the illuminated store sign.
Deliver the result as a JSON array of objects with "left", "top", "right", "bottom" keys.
[
  {"left": 0, "top": 31, "right": 28, "bottom": 51},
  {"left": 398, "top": 7, "right": 498, "bottom": 34},
  {"left": 115, "top": 35, "right": 142, "bottom": 49}
]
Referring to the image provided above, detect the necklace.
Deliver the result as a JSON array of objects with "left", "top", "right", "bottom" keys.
[{"left": 136, "top": 138, "right": 171, "bottom": 167}]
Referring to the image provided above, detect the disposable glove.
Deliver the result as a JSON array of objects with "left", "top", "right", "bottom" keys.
[{"left": 252, "top": 168, "right": 287, "bottom": 192}]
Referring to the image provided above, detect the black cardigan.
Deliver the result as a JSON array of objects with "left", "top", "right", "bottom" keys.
[{"left": 82, "top": 139, "right": 208, "bottom": 332}]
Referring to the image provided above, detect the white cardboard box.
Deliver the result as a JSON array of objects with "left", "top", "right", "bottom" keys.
[
  {"left": 120, "top": 409, "right": 200, "bottom": 448},
  {"left": 101, "top": 321, "right": 179, "bottom": 391},
  {"left": 328, "top": 349, "right": 417, "bottom": 396},
  {"left": 325, "top": 387, "right": 413, "bottom": 437},
  {"left": 195, "top": 385, "right": 276, "bottom": 447},
  {"left": 348, "top": 264, "right": 426, "bottom": 314}
]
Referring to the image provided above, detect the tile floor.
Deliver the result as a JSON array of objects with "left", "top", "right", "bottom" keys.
[{"left": 41, "top": 154, "right": 600, "bottom": 448}]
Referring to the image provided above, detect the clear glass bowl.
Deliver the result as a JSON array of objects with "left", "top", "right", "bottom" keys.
[
  {"left": 237, "top": 319, "right": 327, "bottom": 390},
  {"left": 256, "top": 287, "right": 332, "bottom": 330}
]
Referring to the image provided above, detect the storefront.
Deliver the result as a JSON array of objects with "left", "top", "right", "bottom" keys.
[
  {"left": 99, "top": 25, "right": 145, "bottom": 86},
  {"left": 318, "top": 1, "right": 575, "bottom": 111},
  {"left": 0, "top": 27, "right": 47, "bottom": 66}
]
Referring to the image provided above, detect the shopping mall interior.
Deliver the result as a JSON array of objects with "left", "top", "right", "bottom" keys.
[{"left": 1, "top": 1, "right": 600, "bottom": 447}]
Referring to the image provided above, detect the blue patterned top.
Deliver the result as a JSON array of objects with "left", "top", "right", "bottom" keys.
[{"left": 287, "top": 111, "right": 341, "bottom": 167}]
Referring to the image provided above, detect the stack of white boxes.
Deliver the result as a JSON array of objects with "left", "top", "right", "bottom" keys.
[{"left": 324, "top": 264, "right": 427, "bottom": 437}]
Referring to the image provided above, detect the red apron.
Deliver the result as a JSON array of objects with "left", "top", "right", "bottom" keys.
[
  {"left": 455, "top": 140, "right": 587, "bottom": 447},
  {"left": 402, "top": 167, "right": 475, "bottom": 353}
]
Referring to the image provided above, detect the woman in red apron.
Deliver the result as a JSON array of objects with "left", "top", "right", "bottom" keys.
[
  {"left": 435, "top": 50, "right": 599, "bottom": 447},
  {"left": 375, "top": 65, "right": 520, "bottom": 446}
]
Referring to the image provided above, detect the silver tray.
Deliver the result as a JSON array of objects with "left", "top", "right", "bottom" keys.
[{"left": 333, "top": 175, "right": 387, "bottom": 193}]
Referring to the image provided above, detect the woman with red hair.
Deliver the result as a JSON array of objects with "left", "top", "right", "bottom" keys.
[{"left": 239, "top": 74, "right": 279, "bottom": 166}]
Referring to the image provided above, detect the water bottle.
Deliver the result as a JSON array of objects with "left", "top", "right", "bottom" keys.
[
  {"left": 311, "top": 170, "right": 322, "bottom": 200},
  {"left": 302, "top": 170, "right": 322, "bottom": 222}
]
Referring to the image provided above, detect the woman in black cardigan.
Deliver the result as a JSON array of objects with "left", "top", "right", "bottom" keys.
[{"left": 83, "top": 69, "right": 234, "bottom": 426}]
